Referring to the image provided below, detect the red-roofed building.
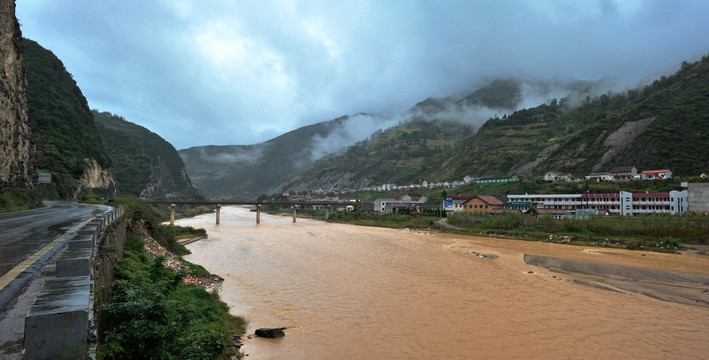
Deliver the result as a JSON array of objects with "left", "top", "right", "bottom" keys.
[
  {"left": 639, "top": 169, "right": 673, "bottom": 180},
  {"left": 462, "top": 195, "right": 504, "bottom": 213}
]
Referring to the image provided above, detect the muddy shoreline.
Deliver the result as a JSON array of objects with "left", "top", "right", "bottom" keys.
[{"left": 524, "top": 253, "right": 709, "bottom": 308}]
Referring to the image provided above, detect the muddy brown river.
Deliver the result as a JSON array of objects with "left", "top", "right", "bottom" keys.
[{"left": 179, "top": 206, "right": 709, "bottom": 359}]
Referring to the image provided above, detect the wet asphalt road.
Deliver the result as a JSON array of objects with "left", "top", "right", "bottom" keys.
[
  {"left": 0, "top": 202, "right": 110, "bottom": 356},
  {"left": 0, "top": 202, "right": 108, "bottom": 279}
]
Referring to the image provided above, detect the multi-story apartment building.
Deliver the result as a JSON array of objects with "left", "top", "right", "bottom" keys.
[{"left": 507, "top": 190, "right": 688, "bottom": 216}]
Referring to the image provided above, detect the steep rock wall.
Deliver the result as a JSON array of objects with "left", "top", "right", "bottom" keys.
[
  {"left": 73, "top": 158, "right": 115, "bottom": 198},
  {"left": 140, "top": 155, "right": 179, "bottom": 198},
  {"left": 0, "top": 0, "right": 36, "bottom": 189}
]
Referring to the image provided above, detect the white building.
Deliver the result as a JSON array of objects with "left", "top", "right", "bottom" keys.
[
  {"left": 585, "top": 172, "right": 614, "bottom": 182},
  {"left": 507, "top": 190, "right": 688, "bottom": 216},
  {"left": 544, "top": 171, "right": 575, "bottom": 182},
  {"left": 374, "top": 199, "right": 401, "bottom": 213}
]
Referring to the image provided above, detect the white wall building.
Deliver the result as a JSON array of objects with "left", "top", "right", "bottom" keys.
[
  {"left": 507, "top": 190, "right": 688, "bottom": 216},
  {"left": 374, "top": 199, "right": 401, "bottom": 213}
]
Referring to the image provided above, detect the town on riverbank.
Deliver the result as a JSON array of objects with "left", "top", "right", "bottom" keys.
[{"left": 255, "top": 178, "right": 709, "bottom": 254}]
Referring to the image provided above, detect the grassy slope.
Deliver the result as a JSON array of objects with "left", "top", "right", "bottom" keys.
[{"left": 441, "top": 56, "right": 709, "bottom": 180}]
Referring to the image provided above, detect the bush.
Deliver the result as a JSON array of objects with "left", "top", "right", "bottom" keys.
[{"left": 98, "top": 235, "right": 239, "bottom": 359}]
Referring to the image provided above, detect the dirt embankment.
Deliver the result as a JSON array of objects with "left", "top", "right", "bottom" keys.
[{"left": 524, "top": 253, "right": 709, "bottom": 308}]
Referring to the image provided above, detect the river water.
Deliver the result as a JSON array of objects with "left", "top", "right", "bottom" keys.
[{"left": 179, "top": 206, "right": 709, "bottom": 359}]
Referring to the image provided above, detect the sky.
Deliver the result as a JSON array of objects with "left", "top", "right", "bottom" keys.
[{"left": 15, "top": 0, "right": 709, "bottom": 150}]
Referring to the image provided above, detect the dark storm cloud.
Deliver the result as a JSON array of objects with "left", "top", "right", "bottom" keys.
[{"left": 16, "top": 0, "right": 709, "bottom": 150}]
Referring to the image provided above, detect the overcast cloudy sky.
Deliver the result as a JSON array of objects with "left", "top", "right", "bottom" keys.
[{"left": 16, "top": 0, "right": 709, "bottom": 150}]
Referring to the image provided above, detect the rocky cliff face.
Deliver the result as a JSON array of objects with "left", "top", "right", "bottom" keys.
[
  {"left": 140, "top": 155, "right": 182, "bottom": 198},
  {"left": 0, "top": 0, "right": 36, "bottom": 189},
  {"left": 73, "top": 158, "right": 115, "bottom": 198}
]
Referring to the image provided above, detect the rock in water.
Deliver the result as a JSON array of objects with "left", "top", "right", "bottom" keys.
[{"left": 255, "top": 328, "right": 286, "bottom": 338}]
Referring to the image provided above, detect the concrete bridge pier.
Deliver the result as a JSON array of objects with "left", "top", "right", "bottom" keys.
[
  {"left": 216, "top": 204, "right": 221, "bottom": 225},
  {"left": 256, "top": 204, "right": 260, "bottom": 224},
  {"left": 293, "top": 206, "right": 296, "bottom": 223},
  {"left": 325, "top": 207, "right": 330, "bottom": 220},
  {"left": 170, "top": 204, "right": 176, "bottom": 225}
]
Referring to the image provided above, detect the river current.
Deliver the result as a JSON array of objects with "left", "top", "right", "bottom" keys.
[{"left": 178, "top": 206, "right": 709, "bottom": 359}]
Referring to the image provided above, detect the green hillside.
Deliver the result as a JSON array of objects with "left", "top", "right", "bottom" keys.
[
  {"left": 443, "top": 56, "right": 709, "bottom": 180},
  {"left": 283, "top": 120, "right": 474, "bottom": 191},
  {"left": 93, "top": 110, "right": 199, "bottom": 198},
  {"left": 279, "top": 78, "right": 530, "bottom": 191},
  {"left": 23, "top": 38, "right": 112, "bottom": 198},
  {"left": 278, "top": 56, "right": 709, "bottom": 194}
]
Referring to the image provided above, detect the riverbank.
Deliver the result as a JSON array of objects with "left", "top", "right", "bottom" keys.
[{"left": 524, "top": 253, "right": 709, "bottom": 308}]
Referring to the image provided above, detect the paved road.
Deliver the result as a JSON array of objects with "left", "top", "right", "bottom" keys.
[
  {"left": 0, "top": 202, "right": 109, "bottom": 279},
  {"left": 0, "top": 202, "right": 110, "bottom": 356}
]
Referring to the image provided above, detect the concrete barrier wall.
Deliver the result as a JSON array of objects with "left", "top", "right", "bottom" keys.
[{"left": 23, "top": 206, "right": 126, "bottom": 360}]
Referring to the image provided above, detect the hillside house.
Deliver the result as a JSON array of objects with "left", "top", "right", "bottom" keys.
[
  {"left": 585, "top": 172, "right": 613, "bottom": 182},
  {"left": 640, "top": 169, "right": 673, "bottom": 180},
  {"left": 609, "top": 166, "right": 637, "bottom": 180},
  {"left": 461, "top": 195, "right": 505, "bottom": 214},
  {"left": 544, "top": 171, "right": 575, "bottom": 182}
]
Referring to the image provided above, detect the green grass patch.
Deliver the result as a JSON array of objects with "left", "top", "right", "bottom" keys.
[
  {"left": 0, "top": 187, "right": 44, "bottom": 213},
  {"left": 98, "top": 231, "right": 245, "bottom": 360},
  {"left": 447, "top": 211, "right": 709, "bottom": 252}
]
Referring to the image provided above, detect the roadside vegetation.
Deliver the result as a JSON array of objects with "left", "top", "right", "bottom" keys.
[
  {"left": 80, "top": 196, "right": 246, "bottom": 359},
  {"left": 98, "top": 231, "right": 244, "bottom": 360},
  {"left": 0, "top": 187, "right": 44, "bottom": 213}
]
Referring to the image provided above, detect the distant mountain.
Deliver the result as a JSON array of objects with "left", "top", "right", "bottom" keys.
[
  {"left": 93, "top": 111, "right": 199, "bottom": 198},
  {"left": 23, "top": 38, "right": 114, "bottom": 198},
  {"left": 179, "top": 114, "right": 388, "bottom": 199},
  {"left": 457, "top": 78, "right": 522, "bottom": 109}
]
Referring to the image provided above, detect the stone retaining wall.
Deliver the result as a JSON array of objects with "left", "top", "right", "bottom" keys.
[{"left": 23, "top": 206, "right": 126, "bottom": 360}]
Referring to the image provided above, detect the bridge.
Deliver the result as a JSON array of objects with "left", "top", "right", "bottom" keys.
[{"left": 148, "top": 200, "right": 361, "bottom": 225}]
